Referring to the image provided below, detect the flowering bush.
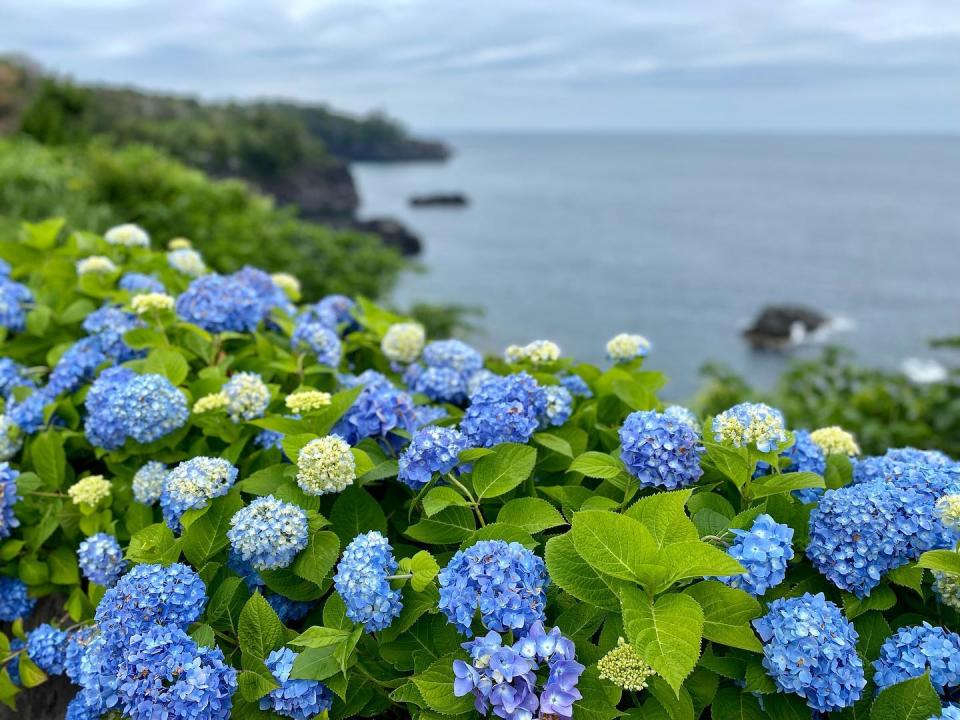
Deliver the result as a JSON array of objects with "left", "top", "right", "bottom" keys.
[{"left": 0, "top": 218, "right": 958, "bottom": 720}]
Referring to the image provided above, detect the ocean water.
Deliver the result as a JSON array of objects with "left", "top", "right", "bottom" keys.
[{"left": 353, "top": 134, "right": 960, "bottom": 400}]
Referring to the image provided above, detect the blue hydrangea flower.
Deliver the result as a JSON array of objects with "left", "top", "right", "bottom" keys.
[
  {"left": 413, "top": 404, "right": 449, "bottom": 428},
  {"left": 161, "top": 457, "right": 238, "bottom": 533},
  {"left": 78, "top": 533, "right": 127, "bottom": 587},
  {"left": 175, "top": 274, "right": 262, "bottom": 333},
  {"left": 232, "top": 265, "right": 295, "bottom": 319},
  {"left": 461, "top": 372, "right": 547, "bottom": 448},
  {"left": 781, "top": 429, "right": 828, "bottom": 502},
  {"left": 0, "top": 462, "right": 21, "bottom": 540},
  {"left": 438, "top": 540, "right": 548, "bottom": 637},
  {"left": 119, "top": 272, "right": 165, "bottom": 294},
  {"left": 0, "top": 277, "right": 33, "bottom": 332},
  {"left": 72, "top": 633, "right": 122, "bottom": 717},
  {"left": 558, "top": 373, "right": 592, "bottom": 398},
  {"left": 223, "top": 371, "right": 271, "bottom": 421},
  {"left": 663, "top": 405, "right": 700, "bottom": 433},
  {"left": 47, "top": 337, "right": 108, "bottom": 396},
  {"left": 713, "top": 402, "right": 788, "bottom": 452},
  {"left": 228, "top": 495, "right": 308, "bottom": 571},
  {"left": 291, "top": 319, "right": 342, "bottom": 366},
  {"left": 333, "top": 531, "right": 403, "bottom": 632},
  {"left": 398, "top": 425, "right": 467, "bottom": 489},
  {"left": 65, "top": 692, "right": 102, "bottom": 720},
  {"left": 933, "top": 706, "right": 960, "bottom": 720},
  {"left": 0, "top": 576, "right": 35, "bottom": 621},
  {"left": 26, "top": 623, "right": 68, "bottom": 675},
  {"left": 82, "top": 305, "right": 143, "bottom": 362},
  {"left": 7, "top": 638, "right": 23, "bottom": 686},
  {"left": 84, "top": 367, "right": 189, "bottom": 450},
  {"left": 618, "top": 410, "right": 704, "bottom": 490},
  {"left": 255, "top": 427, "right": 284, "bottom": 451},
  {"left": 300, "top": 294, "right": 355, "bottom": 331},
  {"left": 64, "top": 626, "right": 96, "bottom": 684},
  {"left": 753, "top": 592, "right": 865, "bottom": 712},
  {"left": 260, "top": 648, "right": 333, "bottom": 720},
  {"left": 404, "top": 364, "right": 469, "bottom": 404},
  {"left": 540, "top": 385, "right": 573, "bottom": 428},
  {"left": 874, "top": 623, "right": 960, "bottom": 695},
  {"left": 717, "top": 514, "right": 793, "bottom": 596},
  {"left": 333, "top": 371, "right": 416, "bottom": 446},
  {"left": 117, "top": 625, "right": 236, "bottom": 720},
  {"left": 133, "top": 461, "right": 167, "bottom": 505},
  {"left": 95, "top": 563, "right": 207, "bottom": 645},
  {"left": 423, "top": 339, "right": 484, "bottom": 375},
  {"left": 0, "top": 358, "right": 35, "bottom": 400}
]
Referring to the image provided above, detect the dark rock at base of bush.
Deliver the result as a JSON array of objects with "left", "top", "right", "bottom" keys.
[
  {"left": 409, "top": 193, "right": 468, "bottom": 207},
  {"left": 743, "top": 304, "right": 828, "bottom": 350},
  {"left": 257, "top": 161, "right": 359, "bottom": 218},
  {"left": 347, "top": 217, "right": 422, "bottom": 256}
]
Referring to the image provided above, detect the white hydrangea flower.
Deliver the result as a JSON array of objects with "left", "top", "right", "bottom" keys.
[
  {"left": 810, "top": 426, "right": 860, "bottom": 456},
  {"left": 223, "top": 372, "right": 271, "bottom": 422},
  {"left": 167, "top": 248, "right": 206, "bottom": 276},
  {"left": 131, "top": 292, "right": 175, "bottom": 315},
  {"left": 104, "top": 223, "right": 150, "bottom": 248},
  {"left": 132, "top": 461, "right": 167, "bottom": 505},
  {"left": 76, "top": 256, "right": 117, "bottom": 275},
  {"left": 381, "top": 322, "right": 426, "bottom": 364},
  {"left": 504, "top": 345, "right": 526, "bottom": 363},
  {"left": 271, "top": 273, "right": 301, "bottom": 299},
  {"left": 68, "top": 475, "right": 111, "bottom": 506},
  {"left": 522, "top": 339, "right": 561, "bottom": 365},
  {"left": 193, "top": 392, "right": 229, "bottom": 413},
  {"left": 606, "top": 333, "right": 651, "bottom": 363},
  {"left": 285, "top": 390, "right": 332, "bottom": 413},
  {"left": 297, "top": 435, "right": 356, "bottom": 495}
]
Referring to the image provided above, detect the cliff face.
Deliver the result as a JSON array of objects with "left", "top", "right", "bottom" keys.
[{"left": 254, "top": 161, "right": 359, "bottom": 219}]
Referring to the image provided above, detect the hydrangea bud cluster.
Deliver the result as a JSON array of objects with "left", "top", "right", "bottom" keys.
[
  {"left": 167, "top": 247, "right": 207, "bottom": 276},
  {"left": 0, "top": 576, "right": 35, "bottom": 621},
  {"left": 84, "top": 367, "right": 189, "bottom": 450},
  {"left": 175, "top": 274, "right": 263, "bottom": 332},
  {"left": 438, "top": 540, "right": 548, "bottom": 636},
  {"left": 76, "top": 256, "right": 117, "bottom": 275},
  {"left": 873, "top": 623, "right": 960, "bottom": 694},
  {"left": 285, "top": 390, "right": 331, "bottom": 413},
  {"left": 296, "top": 435, "right": 355, "bottom": 495},
  {"left": 453, "top": 622, "right": 584, "bottom": 720},
  {"left": 26, "top": 623, "right": 68, "bottom": 675},
  {"left": 78, "top": 533, "right": 127, "bottom": 587},
  {"left": 169, "top": 237, "right": 192, "bottom": 249},
  {"left": 68, "top": 475, "right": 112, "bottom": 507},
  {"left": 193, "top": 391, "right": 229, "bottom": 413},
  {"left": 119, "top": 272, "right": 165, "bottom": 294},
  {"left": 104, "top": 223, "right": 150, "bottom": 247},
  {"left": 540, "top": 385, "right": 573, "bottom": 428},
  {"left": 505, "top": 339, "right": 561, "bottom": 366},
  {"left": 223, "top": 371, "right": 271, "bottom": 421},
  {"left": 161, "top": 457, "right": 238, "bottom": 532},
  {"left": 131, "top": 292, "right": 174, "bottom": 315},
  {"left": 404, "top": 339, "right": 484, "bottom": 404},
  {"left": 606, "top": 333, "right": 651, "bottom": 363},
  {"left": 810, "top": 426, "right": 861, "bottom": 456},
  {"left": 0, "top": 275, "right": 33, "bottom": 332},
  {"left": 260, "top": 648, "right": 333, "bottom": 719},
  {"left": 619, "top": 410, "right": 704, "bottom": 489},
  {"left": 0, "top": 463, "right": 21, "bottom": 540},
  {"left": 934, "top": 572, "right": 960, "bottom": 611},
  {"left": 753, "top": 592, "right": 865, "bottom": 712},
  {"left": 271, "top": 272, "right": 301, "bottom": 299},
  {"left": 461, "top": 372, "right": 547, "bottom": 448},
  {"left": 333, "top": 531, "right": 403, "bottom": 632},
  {"left": 381, "top": 322, "right": 426, "bottom": 364},
  {"left": 291, "top": 318, "right": 342, "bottom": 366},
  {"left": 132, "top": 461, "right": 168, "bottom": 505},
  {"left": 938, "top": 494, "right": 960, "bottom": 531},
  {"left": 712, "top": 402, "right": 788, "bottom": 452},
  {"left": 717, "top": 514, "right": 793, "bottom": 596},
  {"left": 228, "top": 495, "right": 308, "bottom": 571},
  {"left": 398, "top": 425, "right": 467, "bottom": 489},
  {"left": 334, "top": 371, "right": 416, "bottom": 445},
  {"left": 597, "top": 637, "right": 655, "bottom": 691}
]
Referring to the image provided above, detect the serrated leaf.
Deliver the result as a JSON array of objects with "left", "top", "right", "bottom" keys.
[
  {"left": 471, "top": 443, "right": 537, "bottom": 499},
  {"left": 238, "top": 593, "right": 285, "bottom": 660},
  {"left": 625, "top": 490, "right": 698, "bottom": 548},
  {"left": 704, "top": 442, "right": 752, "bottom": 489},
  {"left": 406, "top": 506, "right": 476, "bottom": 544},
  {"left": 182, "top": 488, "right": 243, "bottom": 568},
  {"left": 710, "top": 686, "right": 765, "bottom": 720},
  {"left": 870, "top": 673, "right": 940, "bottom": 720},
  {"left": 570, "top": 509, "right": 658, "bottom": 583},
  {"left": 412, "top": 653, "right": 475, "bottom": 715},
  {"left": 497, "top": 498, "right": 565, "bottom": 533},
  {"left": 917, "top": 550, "right": 960, "bottom": 575},
  {"left": 292, "top": 530, "right": 339, "bottom": 586},
  {"left": 750, "top": 471, "right": 825, "bottom": 500},
  {"left": 533, "top": 432, "right": 573, "bottom": 458},
  {"left": 683, "top": 581, "right": 762, "bottom": 652},
  {"left": 659, "top": 541, "right": 745, "bottom": 585},
  {"left": 422, "top": 487, "right": 470, "bottom": 517},
  {"left": 330, "top": 486, "right": 387, "bottom": 545},
  {"left": 568, "top": 451, "right": 624, "bottom": 479},
  {"left": 406, "top": 551, "right": 440, "bottom": 591},
  {"left": 545, "top": 533, "right": 620, "bottom": 610}
]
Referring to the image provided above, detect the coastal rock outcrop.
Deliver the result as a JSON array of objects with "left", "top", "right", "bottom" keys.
[{"left": 743, "top": 305, "right": 828, "bottom": 350}]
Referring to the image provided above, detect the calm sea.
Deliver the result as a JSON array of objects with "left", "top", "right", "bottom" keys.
[{"left": 353, "top": 134, "right": 960, "bottom": 399}]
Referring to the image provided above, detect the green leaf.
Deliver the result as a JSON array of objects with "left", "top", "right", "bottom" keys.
[
  {"left": 568, "top": 451, "right": 624, "bottom": 479},
  {"left": 291, "top": 530, "right": 339, "bottom": 586},
  {"left": 683, "top": 581, "right": 762, "bottom": 652},
  {"left": 412, "top": 654, "right": 475, "bottom": 715},
  {"left": 330, "top": 486, "right": 388, "bottom": 545},
  {"left": 238, "top": 669, "right": 280, "bottom": 702},
  {"left": 291, "top": 626, "right": 358, "bottom": 649},
  {"left": 290, "top": 626, "right": 361, "bottom": 681},
  {"left": 760, "top": 692, "right": 811, "bottom": 719},
  {"left": 238, "top": 592, "right": 285, "bottom": 660},
  {"left": 17, "top": 653, "right": 47, "bottom": 688},
  {"left": 30, "top": 432, "right": 65, "bottom": 489},
  {"left": 533, "top": 432, "right": 573, "bottom": 458},
  {"left": 126, "top": 523, "right": 182, "bottom": 565},
  {"left": 750, "top": 471, "right": 825, "bottom": 500},
  {"left": 47, "top": 546, "right": 80, "bottom": 585},
  {"left": 870, "top": 673, "right": 941, "bottom": 720},
  {"left": 842, "top": 584, "right": 896, "bottom": 619},
  {"left": 497, "top": 498, "right": 566, "bottom": 533},
  {"left": 704, "top": 442, "right": 752, "bottom": 489},
  {"left": 406, "top": 506, "right": 476, "bottom": 544},
  {"left": 710, "top": 687, "right": 765, "bottom": 720},
  {"left": 917, "top": 550, "right": 960, "bottom": 575},
  {"left": 570, "top": 509, "right": 658, "bottom": 582},
  {"left": 647, "top": 676, "right": 695, "bottom": 720},
  {"left": 144, "top": 348, "right": 190, "bottom": 385},
  {"left": 471, "top": 443, "right": 537, "bottom": 499},
  {"left": 625, "top": 490, "right": 698, "bottom": 548},
  {"left": 659, "top": 541, "right": 745, "bottom": 585},
  {"left": 621, "top": 589, "right": 703, "bottom": 694},
  {"left": 887, "top": 564, "right": 924, "bottom": 595},
  {"left": 463, "top": 522, "right": 537, "bottom": 550},
  {"left": 405, "top": 551, "right": 440, "bottom": 591},
  {"left": 19, "top": 556, "right": 48, "bottom": 585},
  {"left": 182, "top": 489, "right": 243, "bottom": 568},
  {"left": 544, "top": 533, "right": 620, "bottom": 610},
  {"left": 854, "top": 611, "right": 892, "bottom": 663},
  {"left": 422, "top": 487, "right": 470, "bottom": 517}
]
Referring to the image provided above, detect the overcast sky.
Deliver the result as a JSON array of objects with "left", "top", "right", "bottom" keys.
[{"left": 2, "top": 1, "right": 959, "bottom": 132}]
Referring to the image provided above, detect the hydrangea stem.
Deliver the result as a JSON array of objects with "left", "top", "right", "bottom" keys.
[{"left": 446, "top": 473, "right": 486, "bottom": 527}]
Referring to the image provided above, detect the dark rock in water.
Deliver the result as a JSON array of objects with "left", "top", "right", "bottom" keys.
[
  {"left": 409, "top": 193, "right": 468, "bottom": 208},
  {"left": 344, "top": 217, "right": 422, "bottom": 256},
  {"left": 743, "top": 305, "right": 828, "bottom": 350}
]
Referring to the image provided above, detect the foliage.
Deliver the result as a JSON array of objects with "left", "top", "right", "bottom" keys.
[{"left": 0, "top": 219, "right": 957, "bottom": 720}]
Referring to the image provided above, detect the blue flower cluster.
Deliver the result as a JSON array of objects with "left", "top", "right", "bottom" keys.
[
  {"left": 132, "top": 460, "right": 167, "bottom": 505},
  {"left": 260, "top": 648, "right": 333, "bottom": 720},
  {"left": 453, "top": 622, "right": 584, "bottom": 720},
  {"left": 663, "top": 404, "right": 700, "bottom": 433},
  {"left": 175, "top": 274, "right": 262, "bottom": 333},
  {"left": 232, "top": 265, "right": 295, "bottom": 319},
  {"left": 438, "top": 540, "right": 548, "bottom": 636},
  {"left": 874, "top": 623, "right": 960, "bottom": 695},
  {"left": 0, "top": 462, "right": 21, "bottom": 540},
  {"left": 808, "top": 464, "right": 958, "bottom": 597},
  {"left": 0, "top": 358, "right": 35, "bottom": 399},
  {"left": 713, "top": 402, "right": 788, "bottom": 452},
  {"left": 78, "top": 532, "right": 127, "bottom": 587},
  {"left": 558, "top": 373, "right": 592, "bottom": 398},
  {"left": 299, "top": 294, "right": 355, "bottom": 331},
  {"left": 404, "top": 339, "right": 484, "bottom": 403},
  {"left": 119, "top": 272, "right": 165, "bottom": 294},
  {"left": 333, "top": 370, "right": 416, "bottom": 446},
  {"left": 717, "top": 514, "right": 793, "bottom": 596},
  {"left": 82, "top": 305, "right": 144, "bottom": 363},
  {"left": 84, "top": 367, "right": 189, "bottom": 450},
  {"left": 540, "top": 385, "right": 573, "bottom": 428},
  {"left": 227, "top": 495, "right": 308, "bottom": 571},
  {"left": 753, "top": 592, "right": 865, "bottom": 712},
  {"left": 0, "top": 274, "right": 33, "bottom": 332},
  {"left": 781, "top": 429, "right": 828, "bottom": 502},
  {"left": 161, "top": 457, "right": 238, "bottom": 532},
  {"left": 618, "top": 410, "right": 704, "bottom": 490},
  {"left": 333, "top": 531, "right": 403, "bottom": 632},
  {"left": 26, "top": 623, "right": 68, "bottom": 675},
  {"left": 398, "top": 425, "right": 467, "bottom": 489},
  {"left": 291, "top": 317, "right": 342, "bottom": 366},
  {"left": 413, "top": 404, "right": 449, "bottom": 428},
  {"left": 461, "top": 372, "right": 547, "bottom": 448},
  {"left": 0, "top": 576, "right": 35, "bottom": 621},
  {"left": 65, "top": 626, "right": 96, "bottom": 684}
]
